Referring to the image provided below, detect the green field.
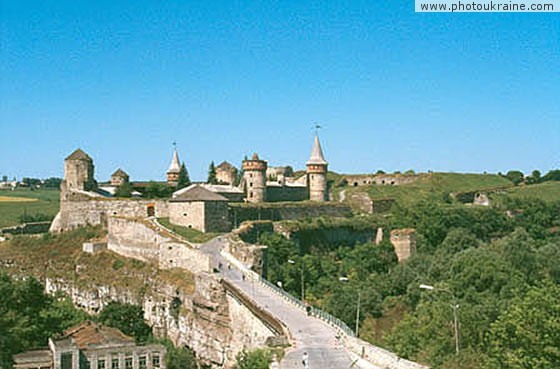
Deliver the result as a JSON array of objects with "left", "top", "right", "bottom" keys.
[
  {"left": 495, "top": 181, "right": 560, "bottom": 203},
  {"left": 0, "top": 189, "right": 60, "bottom": 228},
  {"left": 342, "top": 172, "right": 513, "bottom": 204}
]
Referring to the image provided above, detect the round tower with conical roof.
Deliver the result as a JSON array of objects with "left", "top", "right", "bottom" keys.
[
  {"left": 167, "top": 148, "right": 181, "bottom": 187},
  {"left": 242, "top": 153, "right": 267, "bottom": 203},
  {"left": 306, "top": 135, "right": 328, "bottom": 201}
]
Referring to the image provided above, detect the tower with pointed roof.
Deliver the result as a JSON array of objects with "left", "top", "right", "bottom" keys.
[
  {"left": 166, "top": 147, "right": 181, "bottom": 187},
  {"left": 242, "top": 153, "right": 267, "bottom": 203},
  {"left": 306, "top": 135, "right": 328, "bottom": 201},
  {"left": 62, "top": 148, "right": 97, "bottom": 195}
]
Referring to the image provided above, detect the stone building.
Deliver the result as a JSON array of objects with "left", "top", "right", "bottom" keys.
[
  {"left": 216, "top": 161, "right": 238, "bottom": 185},
  {"left": 110, "top": 168, "right": 129, "bottom": 187},
  {"left": 61, "top": 149, "right": 97, "bottom": 200},
  {"left": 242, "top": 154, "right": 268, "bottom": 203},
  {"left": 13, "top": 321, "right": 166, "bottom": 369},
  {"left": 239, "top": 135, "right": 329, "bottom": 203},
  {"left": 169, "top": 185, "right": 230, "bottom": 232}
]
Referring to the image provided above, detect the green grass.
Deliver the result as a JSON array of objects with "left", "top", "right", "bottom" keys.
[
  {"left": 343, "top": 172, "right": 513, "bottom": 205},
  {"left": 495, "top": 181, "right": 560, "bottom": 203},
  {"left": 0, "top": 189, "right": 60, "bottom": 228},
  {"left": 157, "top": 218, "right": 220, "bottom": 243}
]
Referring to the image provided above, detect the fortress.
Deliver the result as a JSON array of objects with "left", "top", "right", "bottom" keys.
[{"left": 50, "top": 135, "right": 331, "bottom": 233}]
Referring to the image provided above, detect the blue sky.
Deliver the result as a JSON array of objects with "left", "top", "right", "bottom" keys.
[{"left": 1, "top": 1, "right": 559, "bottom": 181}]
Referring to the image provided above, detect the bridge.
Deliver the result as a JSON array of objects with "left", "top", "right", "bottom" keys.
[{"left": 199, "top": 236, "right": 428, "bottom": 369}]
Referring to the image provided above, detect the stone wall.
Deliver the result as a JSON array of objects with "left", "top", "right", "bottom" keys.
[
  {"left": 229, "top": 203, "right": 351, "bottom": 227},
  {"left": 169, "top": 202, "right": 205, "bottom": 232},
  {"left": 108, "top": 217, "right": 211, "bottom": 274},
  {"left": 204, "top": 202, "right": 231, "bottom": 233},
  {"left": 390, "top": 229, "right": 417, "bottom": 263},
  {"left": 266, "top": 185, "right": 308, "bottom": 203},
  {"left": 51, "top": 198, "right": 169, "bottom": 232},
  {"left": 343, "top": 174, "right": 420, "bottom": 187}
]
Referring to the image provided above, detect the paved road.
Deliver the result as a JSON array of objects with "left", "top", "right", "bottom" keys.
[{"left": 200, "top": 237, "right": 355, "bottom": 369}]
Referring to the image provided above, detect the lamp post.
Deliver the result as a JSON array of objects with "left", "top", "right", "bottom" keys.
[
  {"left": 339, "top": 277, "right": 361, "bottom": 338},
  {"left": 419, "top": 284, "right": 460, "bottom": 354},
  {"left": 288, "top": 259, "right": 305, "bottom": 301}
]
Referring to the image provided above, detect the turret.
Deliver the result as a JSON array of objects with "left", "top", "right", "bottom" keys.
[
  {"left": 306, "top": 135, "right": 328, "bottom": 201},
  {"left": 242, "top": 153, "right": 267, "bottom": 203},
  {"left": 167, "top": 148, "right": 181, "bottom": 187},
  {"left": 62, "top": 149, "right": 96, "bottom": 193}
]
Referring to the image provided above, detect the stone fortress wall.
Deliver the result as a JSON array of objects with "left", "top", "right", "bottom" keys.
[
  {"left": 343, "top": 173, "right": 421, "bottom": 187},
  {"left": 51, "top": 197, "right": 168, "bottom": 232},
  {"left": 107, "top": 217, "right": 211, "bottom": 274}
]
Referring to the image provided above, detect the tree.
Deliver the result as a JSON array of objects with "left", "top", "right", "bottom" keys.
[
  {"left": 177, "top": 163, "right": 190, "bottom": 190},
  {"left": 98, "top": 302, "right": 152, "bottom": 342},
  {"left": 527, "top": 170, "right": 541, "bottom": 184},
  {"left": 541, "top": 169, "right": 560, "bottom": 182},
  {"left": 114, "top": 181, "right": 133, "bottom": 198},
  {"left": 485, "top": 283, "right": 560, "bottom": 369},
  {"left": 158, "top": 340, "right": 198, "bottom": 369},
  {"left": 505, "top": 170, "right": 524, "bottom": 185},
  {"left": 207, "top": 161, "right": 217, "bottom": 184},
  {"left": 233, "top": 349, "right": 273, "bottom": 369}
]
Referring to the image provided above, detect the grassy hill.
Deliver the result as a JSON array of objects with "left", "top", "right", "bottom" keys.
[
  {"left": 493, "top": 181, "right": 560, "bottom": 203},
  {"left": 0, "top": 189, "right": 60, "bottom": 228},
  {"left": 340, "top": 172, "right": 513, "bottom": 205}
]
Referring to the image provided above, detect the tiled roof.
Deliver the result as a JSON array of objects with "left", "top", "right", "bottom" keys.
[
  {"left": 60, "top": 321, "right": 134, "bottom": 349},
  {"left": 111, "top": 168, "right": 129, "bottom": 177},
  {"left": 171, "top": 184, "right": 228, "bottom": 202},
  {"left": 65, "top": 149, "right": 92, "bottom": 161}
]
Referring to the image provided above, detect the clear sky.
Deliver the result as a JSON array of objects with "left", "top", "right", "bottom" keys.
[{"left": 1, "top": 1, "right": 559, "bottom": 182}]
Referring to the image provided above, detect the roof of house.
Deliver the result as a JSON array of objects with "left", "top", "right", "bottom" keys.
[
  {"left": 111, "top": 168, "right": 129, "bottom": 178},
  {"left": 307, "top": 135, "right": 327, "bottom": 165},
  {"left": 58, "top": 321, "right": 134, "bottom": 350},
  {"left": 171, "top": 184, "right": 228, "bottom": 202},
  {"left": 65, "top": 148, "right": 92, "bottom": 161},
  {"left": 13, "top": 349, "right": 52, "bottom": 365}
]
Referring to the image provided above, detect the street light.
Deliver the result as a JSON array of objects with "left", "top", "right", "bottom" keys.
[
  {"left": 339, "top": 276, "right": 360, "bottom": 338},
  {"left": 419, "top": 284, "right": 460, "bottom": 354},
  {"left": 288, "top": 259, "right": 305, "bottom": 301}
]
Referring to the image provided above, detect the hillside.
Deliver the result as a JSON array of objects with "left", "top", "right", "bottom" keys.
[
  {"left": 0, "top": 227, "right": 195, "bottom": 294},
  {"left": 0, "top": 189, "right": 60, "bottom": 228},
  {"left": 493, "top": 181, "right": 560, "bottom": 203},
  {"left": 336, "top": 172, "right": 513, "bottom": 207}
]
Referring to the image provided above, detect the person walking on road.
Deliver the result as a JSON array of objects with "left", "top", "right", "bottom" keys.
[{"left": 302, "top": 351, "right": 309, "bottom": 369}]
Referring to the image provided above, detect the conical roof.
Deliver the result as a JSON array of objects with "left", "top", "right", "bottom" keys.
[
  {"left": 65, "top": 148, "right": 92, "bottom": 161},
  {"left": 167, "top": 149, "right": 181, "bottom": 174},
  {"left": 306, "top": 135, "right": 327, "bottom": 165}
]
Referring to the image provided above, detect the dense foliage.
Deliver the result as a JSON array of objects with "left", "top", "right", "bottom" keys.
[
  {"left": 0, "top": 274, "right": 89, "bottom": 369},
  {"left": 261, "top": 196, "right": 560, "bottom": 369},
  {"left": 98, "top": 301, "right": 153, "bottom": 343},
  {"left": 233, "top": 349, "right": 275, "bottom": 369}
]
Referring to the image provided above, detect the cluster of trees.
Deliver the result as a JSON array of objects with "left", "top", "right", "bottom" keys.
[
  {"left": 259, "top": 196, "right": 560, "bottom": 369},
  {"left": 501, "top": 169, "right": 560, "bottom": 185}
]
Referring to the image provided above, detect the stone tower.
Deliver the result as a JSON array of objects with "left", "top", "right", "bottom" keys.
[
  {"left": 167, "top": 148, "right": 181, "bottom": 187},
  {"left": 61, "top": 149, "right": 96, "bottom": 199},
  {"left": 306, "top": 135, "right": 328, "bottom": 201},
  {"left": 242, "top": 153, "right": 267, "bottom": 203}
]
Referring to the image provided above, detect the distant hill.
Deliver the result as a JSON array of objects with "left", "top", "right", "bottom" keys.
[
  {"left": 337, "top": 172, "right": 513, "bottom": 206},
  {"left": 0, "top": 189, "right": 60, "bottom": 228}
]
